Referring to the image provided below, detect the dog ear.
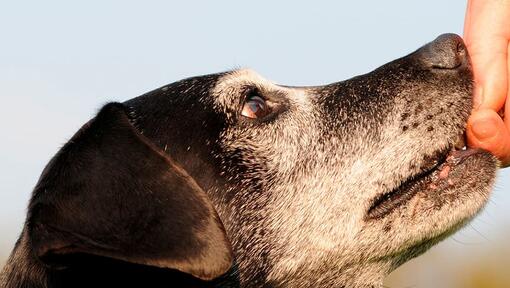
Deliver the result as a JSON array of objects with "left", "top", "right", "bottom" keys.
[{"left": 27, "top": 103, "right": 233, "bottom": 280}]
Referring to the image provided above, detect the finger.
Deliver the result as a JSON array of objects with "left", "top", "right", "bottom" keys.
[
  {"left": 468, "top": 40, "right": 508, "bottom": 111},
  {"left": 506, "top": 42, "right": 510, "bottom": 131},
  {"left": 467, "top": 109, "right": 510, "bottom": 167},
  {"left": 463, "top": 0, "right": 473, "bottom": 40},
  {"left": 463, "top": 0, "right": 510, "bottom": 111}
]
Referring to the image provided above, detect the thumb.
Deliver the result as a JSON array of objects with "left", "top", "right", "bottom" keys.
[{"left": 467, "top": 109, "right": 510, "bottom": 167}]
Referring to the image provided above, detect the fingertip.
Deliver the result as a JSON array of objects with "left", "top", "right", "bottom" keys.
[
  {"left": 468, "top": 110, "right": 499, "bottom": 141},
  {"left": 467, "top": 109, "right": 510, "bottom": 166}
]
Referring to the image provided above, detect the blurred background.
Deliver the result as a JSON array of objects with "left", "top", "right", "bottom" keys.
[{"left": 1, "top": 1, "right": 509, "bottom": 287}]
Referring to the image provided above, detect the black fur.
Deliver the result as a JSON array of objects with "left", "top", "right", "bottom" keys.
[
  {"left": 0, "top": 34, "right": 496, "bottom": 288},
  {"left": 2, "top": 103, "right": 234, "bottom": 287}
]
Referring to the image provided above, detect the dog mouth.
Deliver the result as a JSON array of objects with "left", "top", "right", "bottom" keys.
[{"left": 365, "top": 133, "right": 481, "bottom": 220}]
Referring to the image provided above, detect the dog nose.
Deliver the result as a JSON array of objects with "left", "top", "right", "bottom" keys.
[{"left": 417, "top": 33, "right": 468, "bottom": 70}]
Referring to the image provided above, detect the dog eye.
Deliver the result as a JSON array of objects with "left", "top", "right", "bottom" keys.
[{"left": 241, "top": 93, "right": 270, "bottom": 119}]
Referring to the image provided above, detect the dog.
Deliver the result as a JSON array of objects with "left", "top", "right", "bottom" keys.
[{"left": 0, "top": 33, "right": 498, "bottom": 288}]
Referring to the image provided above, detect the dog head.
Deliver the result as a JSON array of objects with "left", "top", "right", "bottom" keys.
[{"left": 14, "top": 34, "right": 497, "bottom": 287}]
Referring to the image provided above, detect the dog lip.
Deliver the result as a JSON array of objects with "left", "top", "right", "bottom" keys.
[
  {"left": 364, "top": 157, "right": 445, "bottom": 221},
  {"left": 364, "top": 146, "right": 483, "bottom": 221}
]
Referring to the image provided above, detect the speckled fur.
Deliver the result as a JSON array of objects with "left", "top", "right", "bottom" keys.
[
  {"left": 1, "top": 35, "right": 498, "bottom": 288},
  {"left": 208, "top": 61, "right": 496, "bottom": 287}
]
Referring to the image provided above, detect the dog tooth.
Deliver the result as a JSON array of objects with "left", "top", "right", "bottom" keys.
[{"left": 454, "top": 134, "right": 466, "bottom": 150}]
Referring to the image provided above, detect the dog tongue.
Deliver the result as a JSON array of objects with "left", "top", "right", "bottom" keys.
[{"left": 439, "top": 165, "right": 451, "bottom": 179}]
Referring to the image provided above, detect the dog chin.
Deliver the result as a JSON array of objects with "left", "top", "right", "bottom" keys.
[{"left": 365, "top": 149, "right": 497, "bottom": 262}]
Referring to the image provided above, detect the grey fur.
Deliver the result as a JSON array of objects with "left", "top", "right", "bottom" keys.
[{"left": 0, "top": 34, "right": 498, "bottom": 288}]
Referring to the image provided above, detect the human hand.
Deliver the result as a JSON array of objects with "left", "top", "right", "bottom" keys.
[{"left": 464, "top": 0, "right": 510, "bottom": 167}]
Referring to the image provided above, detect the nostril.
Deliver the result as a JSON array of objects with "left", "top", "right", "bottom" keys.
[
  {"left": 455, "top": 42, "right": 468, "bottom": 65},
  {"left": 456, "top": 42, "right": 465, "bottom": 55},
  {"left": 418, "top": 33, "right": 468, "bottom": 70}
]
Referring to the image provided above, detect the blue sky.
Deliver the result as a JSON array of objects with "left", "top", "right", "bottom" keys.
[{"left": 1, "top": 1, "right": 509, "bottom": 286}]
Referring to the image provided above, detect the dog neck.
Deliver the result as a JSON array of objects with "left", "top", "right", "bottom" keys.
[
  {"left": 0, "top": 231, "right": 241, "bottom": 288},
  {"left": 0, "top": 232, "right": 48, "bottom": 287},
  {"left": 1, "top": 235, "right": 386, "bottom": 288},
  {"left": 261, "top": 260, "right": 388, "bottom": 288}
]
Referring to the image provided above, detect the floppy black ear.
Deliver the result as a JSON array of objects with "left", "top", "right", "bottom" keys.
[{"left": 27, "top": 103, "right": 233, "bottom": 280}]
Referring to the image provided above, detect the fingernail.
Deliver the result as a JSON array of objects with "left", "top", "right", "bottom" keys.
[{"left": 471, "top": 117, "right": 498, "bottom": 140}]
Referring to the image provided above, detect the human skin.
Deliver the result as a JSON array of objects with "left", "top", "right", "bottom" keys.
[{"left": 464, "top": 0, "right": 510, "bottom": 167}]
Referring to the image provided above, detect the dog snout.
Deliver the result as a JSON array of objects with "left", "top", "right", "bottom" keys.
[{"left": 416, "top": 33, "right": 468, "bottom": 70}]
